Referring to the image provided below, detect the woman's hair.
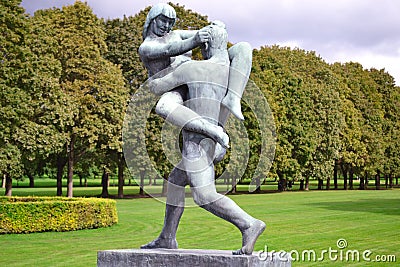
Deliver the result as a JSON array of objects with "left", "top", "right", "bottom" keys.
[{"left": 142, "top": 3, "right": 176, "bottom": 40}]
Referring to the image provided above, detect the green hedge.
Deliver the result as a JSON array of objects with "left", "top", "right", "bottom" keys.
[{"left": 0, "top": 197, "right": 118, "bottom": 234}]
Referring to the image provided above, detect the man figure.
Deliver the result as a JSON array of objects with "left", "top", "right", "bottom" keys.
[{"left": 138, "top": 3, "right": 264, "bottom": 255}]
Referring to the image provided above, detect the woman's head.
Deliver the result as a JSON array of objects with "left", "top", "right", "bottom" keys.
[{"left": 142, "top": 3, "right": 176, "bottom": 40}]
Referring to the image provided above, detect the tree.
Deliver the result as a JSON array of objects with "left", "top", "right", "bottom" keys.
[
  {"left": 370, "top": 68, "right": 400, "bottom": 187},
  {"left": 0, "top": 0, "right": 31, "bottom": 196},
  {"left": 252, "top": 46, "right": 344, "bottom": 190},
  {"left": 29, "top": 2, "right": 128, "bottom": 197},
  {"left": 19, "top": 8, "right": 69, "bottom": 191},
  {"left": 331, "top": 62, "right": 385, "bottom": 189},
  {"left": 103, "top": 14, "right": 147, "bottom": 198}
]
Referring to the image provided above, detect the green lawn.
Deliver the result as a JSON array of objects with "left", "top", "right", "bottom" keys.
[
  {"left": 0, "top": 189, "right": 399, "bottom": 266},
  {"left": 8, "top": 176, "right": 392, "bottom": 197}
]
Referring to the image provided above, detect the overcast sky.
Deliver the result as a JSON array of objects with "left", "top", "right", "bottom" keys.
[{"left": 22, "top": 0, "right": 400, "bottom": 85}]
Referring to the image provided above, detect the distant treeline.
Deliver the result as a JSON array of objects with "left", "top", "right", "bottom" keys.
[{"left": 1, "top": 1, "right": 399, "bottom": 197}]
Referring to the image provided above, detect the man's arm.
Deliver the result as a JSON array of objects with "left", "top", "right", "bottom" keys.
[
  {"left": 147, "top": 72, "right": 181, "bottom": 96},
  {"left": 147, "top": 62, "right": 198, "bottom": 95}
]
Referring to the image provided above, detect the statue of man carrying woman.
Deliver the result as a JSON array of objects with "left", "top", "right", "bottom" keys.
[{"left": 138, "top": 3, "right": 265, "bottom": 255}]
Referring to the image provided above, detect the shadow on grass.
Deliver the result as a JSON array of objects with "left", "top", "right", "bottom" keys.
[{"left": 307, "top": 198, "right": 400, "bottom": 216}]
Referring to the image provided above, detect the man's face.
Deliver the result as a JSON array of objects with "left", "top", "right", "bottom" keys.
[{"left": 152, "top": 14, "right": 175, "bottom": 37}]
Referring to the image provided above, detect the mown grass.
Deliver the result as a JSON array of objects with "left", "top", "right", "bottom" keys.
[
  {"left": 0, "top": 189, "right": 399, "bottom": 266},
  {"left": 8, "top": 176, "right": 388, "bottom": 197}
]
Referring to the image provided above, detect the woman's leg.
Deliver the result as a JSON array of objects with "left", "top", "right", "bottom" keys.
[
  {"left": 156, "top": 89, "right": 229, "bottom": 148},
  {"left": 222, "top": 42, "right": 252, "bottom": 121}
]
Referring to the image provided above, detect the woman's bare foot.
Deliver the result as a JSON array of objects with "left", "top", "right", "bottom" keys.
[
  {"left": 210, "top": 124, "right": 230, "bottom": 149},
  {"left": 232, "top": 220, "right": 266, "bottom": 255},
  {"left": 213, "top": 143, "right": 227, "bottom": 163},
  {"left": 222, "top": 93, "right": 244, "bottom": 121}
]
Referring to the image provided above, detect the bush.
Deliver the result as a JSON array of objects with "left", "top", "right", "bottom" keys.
[{"left": 0, "top": 197, "right": 118, "bottom": 234}]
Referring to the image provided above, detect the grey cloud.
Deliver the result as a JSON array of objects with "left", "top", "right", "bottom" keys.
[{"left": 21, "top": 0, "right": 400, "bottom": 84}]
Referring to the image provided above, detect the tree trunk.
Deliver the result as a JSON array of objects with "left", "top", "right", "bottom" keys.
[
  {"left": 2, "top": 174, "right": 5, "bottom": 188},
  {"left": 255, "top": 177, "right": 261, "bottom": 193},
  {"left": 359, "top": 172, "right": 367, "bottom": 190},
  {"left": 277, "top": 172, "right": 286, "bottom": 191},
  {"left": 139, "top": 171, "right": 145, "bottom": 196},
  {"left": 326, "top": 177, "right": 331, "bottom": 190},
  {"left": 359, "top": 177, "right": 364, "bottom": 190},
  {"left": 101, "top": 168, "right": 109, "bottom": 198},
  {"left": 341, "top": 164, "right": 348, "bottom": 190},
  {"left": 67, "top": 136, "right": 75, "bottom": 198},
  {"left": 79, "top": 175, "right": 83, "bottom": 187},
  {"left": 161, "top": 173, "right": 168, "bottom": 197},
  {"left": 349, "top": 168, "right": 354, "bottom": 190},
  {"left": 230, "top": 176, "right": 237, "bottom": 194},
  {"left": 305, "top": 177, "right": 309, "bottom": 191},
  {"left": 333, "top": 160, "right": 338, "bottom": 189},
  {"left": 365, "top": 172, "right": 369, "bottom": 189},
  {"left": 317, "top": 178, "right": 323, "bottom": 190},
  {"left": 117, "top": 153, "right": 125, "bottom": 198},
  {"left": 375, "top": 170, "right": 381, "bottom": 190},
  {"left": 27, "top": 173, "right": 34, "bottom": 188},
  {"left": 384, "top": 174, "right": 388, "bottom": 188},
  {"left": 388, "top": 173, "right": 393, "bottom": 188},
  {"left": 299, "top": 179, "right": 305, "bottom": 190},
  {"left": 56, "top": 156, "right": 65, "bottom": 196},
  {"left": 5, "top": 174, "right": 12, "bottom": 196}
]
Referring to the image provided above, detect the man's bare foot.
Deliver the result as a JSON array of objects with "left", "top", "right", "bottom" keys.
[
  {"left": 222, "top": 93, "right": 244, "bottom": 121},
  {"left": 140, "top": 237, "right": 178, "bottom": 249},
  {"left": 232, "top": 220, "right": 266, "bottom": 255}
]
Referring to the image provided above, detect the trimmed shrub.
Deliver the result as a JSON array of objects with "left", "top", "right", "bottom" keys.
[{"left": 0, "top": 197, "right": 118, "bottom": 234}]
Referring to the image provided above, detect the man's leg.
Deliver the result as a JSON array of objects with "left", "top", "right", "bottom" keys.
[
  {"left": 141, "top": 167, "right": 187, "bottom": 249},
  {"left": 185, "top": 146, "right": 265, "bottom": 255}
]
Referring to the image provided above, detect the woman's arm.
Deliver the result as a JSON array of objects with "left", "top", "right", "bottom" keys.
[
  {"left": 139, "top": 38, "right": 197, "bottom": 60},
  {"left": 174, "top": 30, "right": 197, "bottom": 40},
  {"left": 139, "top": 29, "right": 210, "bottom": 60}
]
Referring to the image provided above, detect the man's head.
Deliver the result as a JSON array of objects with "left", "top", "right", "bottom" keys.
[
  {"left": 142, "top": 3, "right": 176, "bottom": 40},
  {"left": 201, "top": 21, "right": 228, "bottom": 59}
]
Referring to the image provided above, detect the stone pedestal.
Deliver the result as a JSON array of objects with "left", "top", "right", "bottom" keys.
[{"left": 97, "top": 248, "right": 291, "bottom": 267}]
